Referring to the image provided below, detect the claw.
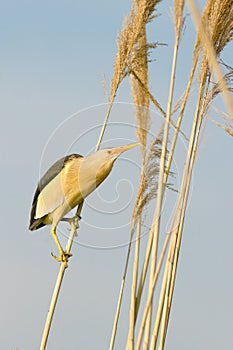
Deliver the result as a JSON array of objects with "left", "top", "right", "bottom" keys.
[
  {"left": 61, "top": 215, "right": 80, "bottom": 228},
  {"left": 51, "top": 250, "right": 72, "bottom": 265},
  {"left": 61, "top": 215, "right": 80, "bottom": 236}
]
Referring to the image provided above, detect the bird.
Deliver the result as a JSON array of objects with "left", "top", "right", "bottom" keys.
[{"left": 29, "top": 143, "right": 138, "bottom": 262}]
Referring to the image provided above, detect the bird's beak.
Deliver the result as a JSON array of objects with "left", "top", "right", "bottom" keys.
[{"left": 111, "top": 142, "right": 139, "bottom": 158}]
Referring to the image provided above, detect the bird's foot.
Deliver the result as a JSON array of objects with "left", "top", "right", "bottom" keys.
[
  {"left": 51, "top": 250, "right": 72, "bottom": 265},
  {"left": 61, "top": 215, "right": 81, "bottom": 236},
  {"left": 70, "top": 215, "right": 80, "bottom": 233},
  {"left": 61, "top": 214, "right": 81, "bottom": 223}
]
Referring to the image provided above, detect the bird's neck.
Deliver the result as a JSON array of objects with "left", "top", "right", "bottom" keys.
[
  {"left": 95, "top": 162, "right": 113, "bottom": 187},
  {"left": 78, "top": 157, "right": 114, "bottom": 196}
]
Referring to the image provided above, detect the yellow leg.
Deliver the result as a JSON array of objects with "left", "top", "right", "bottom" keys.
[{"left": 50, "top": 226, "right": 72, "bottom": 263}]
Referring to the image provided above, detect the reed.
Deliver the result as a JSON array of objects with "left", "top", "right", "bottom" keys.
[
  {"left": 39, "top": 0, "right": 233, "bottom": 349},
  {"left": 127, "top": 3, "right": 149, "bottom": 345},
  {"left": 108, "top": 0, "right": 233, "bottom": 349},
  {"left": 109, "top": 2, "right": 162, "bottom": 349},
  {"left": 149, "top": 1, "right": 233, "bottom": 348}
]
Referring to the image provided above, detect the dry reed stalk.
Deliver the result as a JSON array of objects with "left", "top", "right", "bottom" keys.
[
  {"left": 127, "top": 221, "right": 141, "bottom": 350},
  {"left": 109, "top": 2, "right": 161, "bottom": 349},
  {"left": 40, "top": 69, "right": 117, "bottom": 349},
  {"left": 135, "top": 102, "right": 186, "bottom": 348},
  {"left": 39, "top": 0, "right": 233, "bottom": 348},
  {"left": 149, "top": 152, "right": 194, "bottom": 349},
  {"left": 135, "top": 107, "right": 189, "bottom": 346},
  {"left": 209, "top": 116, "right": 233, "bottom": 137},
  {"left": 160, "top": 76, "right": 212, "bottom": 343},
  {"left": 164, "top": 4, "right": 204, "bottom": 177},
  {"left": 151, "top": 74, "right": 199, "bottom": 350},
  {"left": 109, "top": 229, "right": 135, "bottom": 350},
  {"left": 150, "top": 84, "right": 205, "bottom": 348},
  {"left": 110, "top": 0, "right": 161, "bottom": 98},
  {"left": 130, "top": 70, "right": 166, "bottom": 117},
  {"left": 133, "top": 95, "right": 190, "bottom": 330},
  {"left": 147, "top": 4, "right": 200, "bottom": 349},
  {"left": 155, "top": 93, "right": 204, "bottom": 350},
  {"left": 40, "top": 203, "right": 83, "bottom": 350},
  {"left": 132, "top": 131, "right": 164, "bottom": 318},
  {"left": 143, "top": 2, "right": 185, "bottom": 347},
  {"left": 101, "top": 73, "right": 110, "bottom": 103},
  {"left": 135, "top": 32, "right": 200, "bottom": 350},
  {"left": 143, "top": 98, "right": 168, "bottom": 348},
  {"left": 206, "top": 68, "right": 233, "bottom": 136},
  {"left": 186, "top": 0, "right": 233, "bottom": 115},
  {"left": 165, "top": 44, "right": 200, "bottom": 176},
  {"left": 132, "top": 129, "right": 164, "bottom": 231},
  {"left": 97, "top": 0, "right": 157, "bottom": 151},
  {"left": 133, "top": 64, "right": 198, "bottom": 319},
  {"left": 148, "top": 1, "right": 233, "bottom": 347},
  {"left": 135, "top": 233, "right": 170, "bottom": 350},
  {"left": 123, "top": 133, "right": 164, "bottom": 349},
  {"left": 130, "top": 69, "right": 189, "bottom": 141},
  {"left": 148, "top": 171, "right": 195, "bottom": 349},
  {"left": 127, "top": 14, "right": 150, "bottom": 345}
]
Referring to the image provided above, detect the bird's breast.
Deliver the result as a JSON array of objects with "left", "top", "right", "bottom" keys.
[{"left": 60, "top": 157, "right": 113, "bottom": 209}]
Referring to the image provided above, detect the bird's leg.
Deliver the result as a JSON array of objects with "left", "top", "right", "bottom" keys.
[
  {"left": 70, "top": 214, "right": 80, "bottom": 235},
  {"left": 61, "top": 214, "right": 81, "bottom": 236},
  {"left": 61, "top": 214, "right": 81, "bottom": 224},
  {"left": 50, "top": 226, "right": 72, "bottom": 263}
]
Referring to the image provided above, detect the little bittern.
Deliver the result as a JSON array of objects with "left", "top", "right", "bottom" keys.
[{"left": 29, "top": 143, "right": 137, "bottom": 262}]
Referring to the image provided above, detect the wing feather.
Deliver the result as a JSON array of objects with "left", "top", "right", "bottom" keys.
[
  {"left": 29, "top": 153, "right": 83, "bottom": 230},
  {"left": 35, "top": 172, "right": 65, "bottom": 219}
]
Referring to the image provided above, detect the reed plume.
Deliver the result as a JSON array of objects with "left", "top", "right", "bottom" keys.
[
  {"left": 148, "top": 1, "right": 233, "bottom": 349},
  {"left": 109, "top": 2, "right": 162, "bottom": 349},
  {"left": 109, "top": 0, "right": 233, "bottom": 349}
]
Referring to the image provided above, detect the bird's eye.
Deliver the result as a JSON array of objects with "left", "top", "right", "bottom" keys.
[{"left": 107, "top": 150, "right": 111, "bottom": 154}]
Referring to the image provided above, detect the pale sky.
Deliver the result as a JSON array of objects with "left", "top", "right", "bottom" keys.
[{"left": 1, "top": 1, "right": 232, "bottom": 349}]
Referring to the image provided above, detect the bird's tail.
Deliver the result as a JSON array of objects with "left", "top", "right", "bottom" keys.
[{"left": 29, "top": 217, "right": 46, "bottom": 231}]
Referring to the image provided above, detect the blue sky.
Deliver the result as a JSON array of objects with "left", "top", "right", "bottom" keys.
[{"left": 1, "top": 1, "right": 232, "bottom": 349}]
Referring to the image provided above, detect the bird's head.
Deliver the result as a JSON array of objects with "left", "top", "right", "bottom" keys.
[
  {"left": 98, "top": 142, "right": 138, "bottom": 165},
  {"left": 103, "top": 142, "right": 139, "bottom": 161},
  {"left": 82, "top": 143, "right": 138, "bottom": 185}
]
